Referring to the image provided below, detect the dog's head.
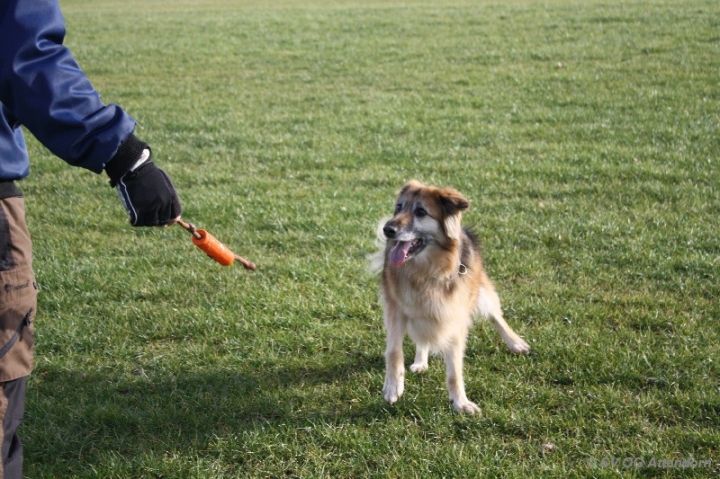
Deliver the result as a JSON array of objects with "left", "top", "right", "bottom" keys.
[{"left": 383, "top": 180, "right": 469, "bottom": 266}]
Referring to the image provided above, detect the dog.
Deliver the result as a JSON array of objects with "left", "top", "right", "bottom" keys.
[{"left": 375, "top": 180, "right": 530, "bottom": 413}]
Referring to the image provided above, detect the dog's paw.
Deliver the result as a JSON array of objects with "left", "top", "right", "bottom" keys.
[
  {"left": 383, "top": 377, "right": 404, "bottom": 404},
  {"left": 452, "top": 399, "right": 481, "bottom": 414},
  {"left": 506, "top": 337, "right": 530, "bottom": 355},
  {"left": 409, "top": 361, "right": 428, "bottom": 373}
]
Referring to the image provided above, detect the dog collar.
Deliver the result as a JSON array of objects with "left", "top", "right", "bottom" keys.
[{"left": 442, "top": 263, "right": 468, "bottom": 282}]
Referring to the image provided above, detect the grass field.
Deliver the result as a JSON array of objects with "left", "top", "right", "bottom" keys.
[{"left": 19, "top": 0, "right": 719, "bottom": 477}]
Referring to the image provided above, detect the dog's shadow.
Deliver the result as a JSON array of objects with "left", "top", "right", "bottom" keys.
[{"left": 25, "top": 349, "right": 390, "bottom": 471}]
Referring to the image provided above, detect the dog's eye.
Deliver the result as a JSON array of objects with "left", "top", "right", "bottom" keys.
[
  {"left": 394, "top": 203, "right": 402, "bottom": 214},
  {"left": 415, "top": 207, "right": 428, "bottom": 217}
]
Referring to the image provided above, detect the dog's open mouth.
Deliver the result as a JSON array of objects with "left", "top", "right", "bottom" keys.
[{"left": 389, "top": 238, "right": 425, "bottom": 266}]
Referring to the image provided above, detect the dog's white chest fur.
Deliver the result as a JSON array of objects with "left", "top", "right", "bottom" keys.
[{"left": 389, "top": 274, "right": 474, "bottom": 349}]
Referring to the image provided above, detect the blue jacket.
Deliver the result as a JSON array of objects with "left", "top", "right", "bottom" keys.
[{"left": 0, "top": 0, "right": 137, "bottom": 181}]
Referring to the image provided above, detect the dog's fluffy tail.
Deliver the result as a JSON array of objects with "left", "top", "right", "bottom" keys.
[{"left": 366, "top": 217, "right": 390, "bottom": 275}]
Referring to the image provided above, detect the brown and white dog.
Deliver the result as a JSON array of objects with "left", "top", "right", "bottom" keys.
[{"left": 376, "top": 180, "right": 530, "bottom": 413}]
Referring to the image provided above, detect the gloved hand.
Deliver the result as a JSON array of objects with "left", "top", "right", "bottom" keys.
[{"left": 105, "top": 134, "right": 182, "bottom": 226}]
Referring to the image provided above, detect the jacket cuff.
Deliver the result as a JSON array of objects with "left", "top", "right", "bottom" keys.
[{"left": 105, "top": 134, "right": 149, "bottom": 186}]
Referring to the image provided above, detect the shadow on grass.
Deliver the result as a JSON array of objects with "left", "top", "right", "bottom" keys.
[{"left": 24, "top": 350, "right": 391, "bottom": 474}]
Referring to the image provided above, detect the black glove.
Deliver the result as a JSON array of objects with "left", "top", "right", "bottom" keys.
[{"left": 105, "top": 134, "right": 182, "bottom": 226}]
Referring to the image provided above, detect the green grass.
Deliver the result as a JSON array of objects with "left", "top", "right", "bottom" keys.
[{"left": 20, "top": 0, "right": 719, "bottom": 476}]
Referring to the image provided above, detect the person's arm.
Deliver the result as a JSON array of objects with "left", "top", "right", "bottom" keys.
[
  {"left": 0, "top": 0, "right": 134, "bottom": 172},
  {"left": 0, "top": 0, "right": 181, "bottom": 226}
]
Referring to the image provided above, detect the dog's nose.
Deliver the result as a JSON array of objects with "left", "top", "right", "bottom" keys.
[{"left": 383, "top": 223, "right": 397, "bottom": 239}]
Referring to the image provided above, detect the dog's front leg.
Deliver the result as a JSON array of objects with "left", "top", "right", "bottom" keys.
[
  {"left": 410, "top": 344, "right": 429, "bottom": 373},
  {"left": 444, "top": 335, "right": 480, "bottom": 414},
  {"left": 383, "top": 309, "right": 406, "bottom": 405}
]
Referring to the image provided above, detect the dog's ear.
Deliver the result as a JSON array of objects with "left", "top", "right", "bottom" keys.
[
  {"left": 398, "top": 180, "right": 425, "bottom": 197},
  {"left": 438, "top": 187, "right": 469, "bottom": 241},
  {"left": 399, "top": 179, "right": 424, "bottom": 196},
  {"left": 438, "top": 187, "right": 470, "bottom": 215}
]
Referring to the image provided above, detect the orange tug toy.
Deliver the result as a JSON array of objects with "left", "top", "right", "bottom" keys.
[{"left": 177, "top": 219, "right": 256, "bottom": 270}]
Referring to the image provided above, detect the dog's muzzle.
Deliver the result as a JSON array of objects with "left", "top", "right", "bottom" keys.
[{"left": 384, "top": 223, "right": 425, "bottom": 266}]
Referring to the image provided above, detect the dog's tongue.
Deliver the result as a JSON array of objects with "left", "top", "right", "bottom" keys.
[{"left": 390, "top": 241, "right": 412, "bottom": 266}]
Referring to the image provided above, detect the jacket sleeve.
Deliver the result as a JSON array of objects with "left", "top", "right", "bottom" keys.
[{"left": 0, "top": 0, "right": 137, "bottom": 174}]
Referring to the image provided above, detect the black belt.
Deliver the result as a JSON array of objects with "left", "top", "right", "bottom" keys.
[{"left": 0, "top": 181, "right": 22, "bottom": 199}]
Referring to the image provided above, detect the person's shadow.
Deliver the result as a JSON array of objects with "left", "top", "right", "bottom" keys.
[{"left": 24, "top": 346, "right": 391, "bottom": 476}]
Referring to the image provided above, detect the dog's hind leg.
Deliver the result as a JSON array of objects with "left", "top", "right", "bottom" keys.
[
  {"left": 410, "top": 344, "right": 429, "bottom": 373},
  {"left": 478, "top": 285, "right": 530, "bottom": 354},
  {"left": 444, "top": 334, "right": 480, "bottom": 414},
  {"left": 383, "top": 306, "right": 407, "bottom": 405}
]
